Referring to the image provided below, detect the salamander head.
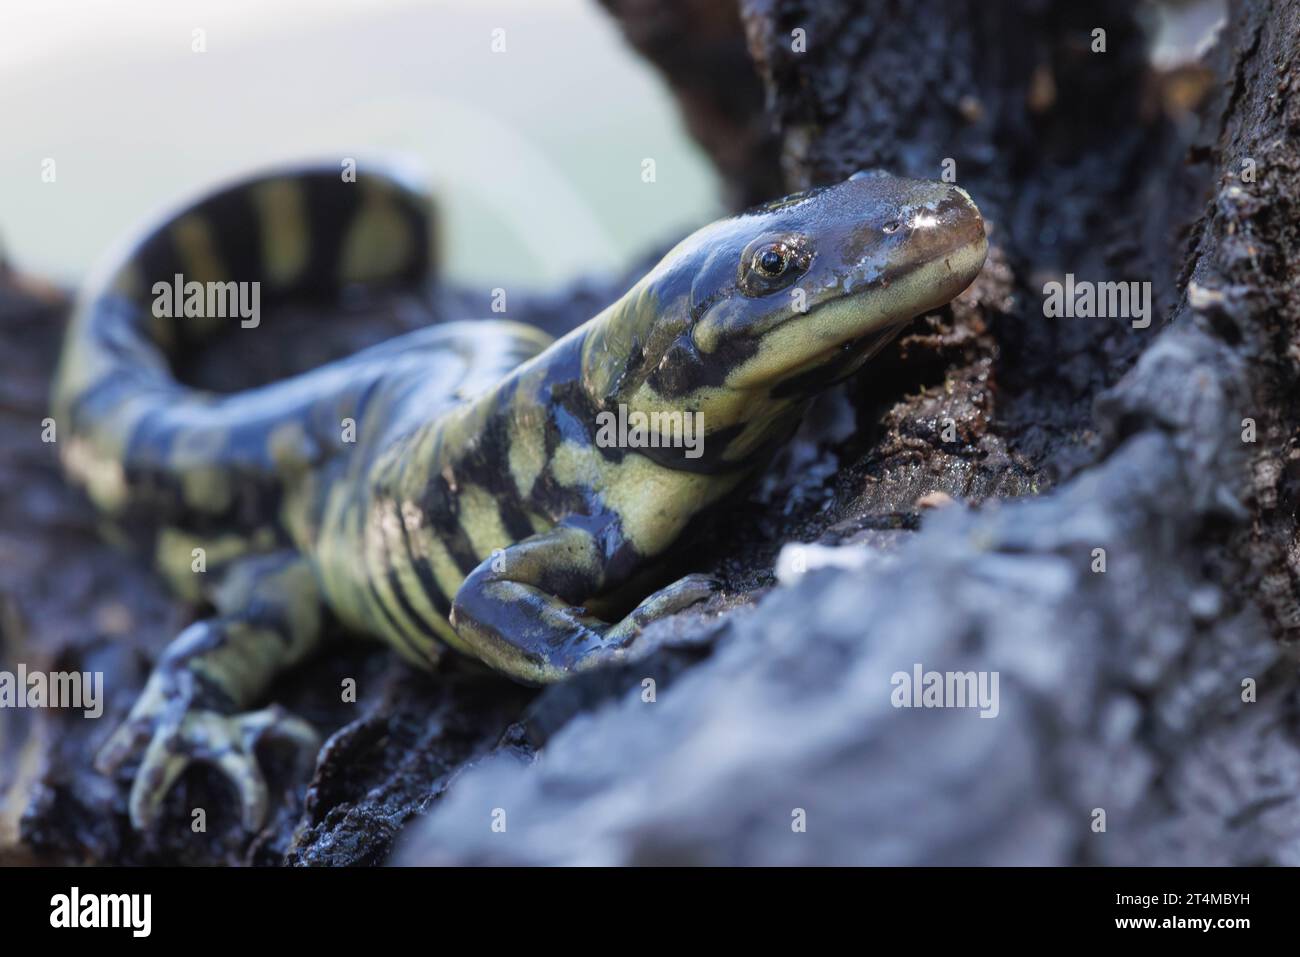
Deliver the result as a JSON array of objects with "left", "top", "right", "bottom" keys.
[{"left": 581, "top": 172, "right": 987, "bottom": 461}]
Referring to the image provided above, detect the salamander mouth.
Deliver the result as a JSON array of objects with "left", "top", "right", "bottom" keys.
[{"left": 770, "top": 322, "right": 907, "bottom": 397}]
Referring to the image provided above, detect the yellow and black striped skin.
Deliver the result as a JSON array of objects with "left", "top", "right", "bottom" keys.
[{"left": 55, "top": 165, "right": 987, "bottom": 829}]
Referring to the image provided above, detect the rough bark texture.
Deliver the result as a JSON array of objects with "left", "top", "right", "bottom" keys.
[{"left": 3, "top": 0, "right": 1299, "bottom": 865}]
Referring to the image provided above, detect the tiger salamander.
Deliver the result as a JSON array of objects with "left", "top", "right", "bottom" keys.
[{"left": 52, "top": 165, "right": 987, "bottom": 830}]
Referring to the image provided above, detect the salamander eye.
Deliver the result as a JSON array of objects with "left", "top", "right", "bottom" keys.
[
  {"left": 739, "top": 237, "right": 809, "bottom": 296},
  {"left": 882, "top": 220, "right": 901, "bottom": 234},
  {"left": 756, "top": 247, "right": 788, "bottom": 276}
]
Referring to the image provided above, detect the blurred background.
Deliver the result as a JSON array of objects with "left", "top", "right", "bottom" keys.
[{"left": 0, "top": 0, "right": 723, "bottom": 289}]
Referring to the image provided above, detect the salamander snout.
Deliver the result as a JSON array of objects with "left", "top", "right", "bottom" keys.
[
  {"left": 867, "top": 178, "right": 987, "bottom": 308},
  {"left": 917, "top": 183, "right": 986, "bottom": 262}
]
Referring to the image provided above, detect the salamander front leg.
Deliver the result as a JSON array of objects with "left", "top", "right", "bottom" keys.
[
  {"left": 95, "top": 552, "right": 324, "bottom": 831},
  {"left": 450, "top": 524, "right": 719, "bottom": 684},
  {"left": 602, "top": 573, "right": 720, "bottom": 644}
]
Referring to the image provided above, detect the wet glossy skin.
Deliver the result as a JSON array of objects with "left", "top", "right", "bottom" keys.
[{"left": 52, "top": 164, "right": 986, "bottom": 830}]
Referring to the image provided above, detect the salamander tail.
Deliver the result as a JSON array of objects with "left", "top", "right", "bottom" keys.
[{"left": 51, "top": 160, "right": 436, "bottom": 519}]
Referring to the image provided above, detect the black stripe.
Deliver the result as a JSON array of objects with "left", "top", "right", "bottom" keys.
[
  {"left": 379, "top": 499, "right": 449, "bottom": 644},
  {"left": 419, "top": 433, "right": 485, "bottom": 577},
  {"left": 495, "top": 496, "right": 535, "bottom": 543},
  {"left": 365, "top": 574, "right": 432, "bottom": 666},
  {"left": 385, "top": 565, "right": 445, "bottom": 644},
  {"left": 299, "top": 174, "right": 359, "bottom": 294},
  {"left": 394, "top": 505, "right": 455, "bottom": 620},
  {"left": 197, "top": 186, "right": 264, "bottom": 289}
]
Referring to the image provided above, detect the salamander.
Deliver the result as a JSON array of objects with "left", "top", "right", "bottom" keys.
[{"left": 52, "top": 164, "right": 987, "bottom": 830}]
